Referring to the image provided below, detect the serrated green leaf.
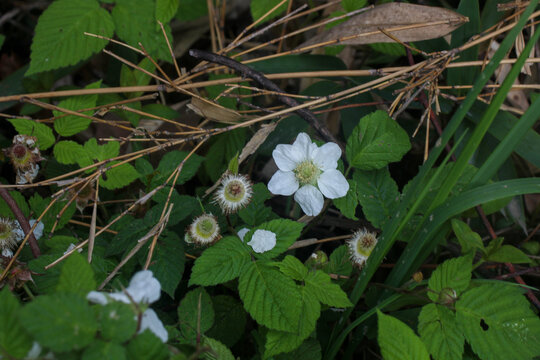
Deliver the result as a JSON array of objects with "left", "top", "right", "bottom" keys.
[
  {"left": 0, "top": 190, "right": 30, "bottom": 219},
  {"left": 276, "top": 255, "right": 308, "bottom": 281},
  {"left": 206, "top": 295, "right": 247, "bottom": 347},
  {"left": 341, "top": 0, "right": 368, "bottom": 11},
  {"left": 156, "top": 0, "right": 179, "bottom": 23},
  {"left": 29, "top": 193, "right": 76, "bottom": 232},
  {"left": 456, "top": 284, "right": 540, "bottom": 360},
  {"left": 377, "top": 310, "right": 430, "bottom": 360},
  {"left": 57, "top": 252, "right": 96, "bottom": 296},
  {"left": 100, "top": 162, "right": 140, "bottom": 190},
  {"left": 451, "top": 218, "right": 485, "bottom": 254},
  {"left": 27, "top": 0, "right": 114, "bottom": 75},
  {"left": 178, "top": 287, "right": 215, "bottom": 342},
  {"left": 485, "top": 245, "right": 532, "bottom": 264},
  {"left": 265, "top": 286, "right": 320, "bottom": 357},
  {"left": 8, "top": 118, "right": 55, "bottom": 149},
  {"left": 238, "top": 261, "right": 302, "bottom": 332},
  {"left": 20, "top": 294, "right": 98, "bottom": 352},
  {"left": 354, "top": 168, "right": 400, "bottom": 228},
  {"left": 152, "top": 150, "right": 204, "bottom": 188},
  {"left": 83, "top": 138, "right": 119, "bottom": 162},
  {"left": 54, "top": 140, "right": 93, "bottom": 167},
  {"left": 201, "top": 337, "right": 235, "bottom": 360},
  {"left": 244, "top": 219, "right": 303, "bottom": 260},
  {"left": 148, "top": 231, "right": 184, "bottom": 298},
  {"left": 418, "top": 303, "right": 464, "bottom": 360},
  {"left": 54, "top": 81, "right": 101, "bottom": 136},
  {"left": 250, "top": 0, "right": 287, "bottom": 23},
  {"left": 203, "top": 128, "right": 247, "bottom": 182},
  {"left": 346, "top": 110, "right": 411, "bottom": 170},
  {"left": 333, "top": 179, "right": 359, "bottom": 220},
  {"left": 325, "top": 245, "right": 353, "bottom": 278},
  {"left": 127, "top": 330, "right": 169, "bottom": 360},
  {"left": 120, "top": 58, "right": 155, "bottom": 99},
  {"left": 152, "top": 188, "right": 197, "bottom": 226},
  {"left": 176, "top": 0, "right": 207, "bottom": 21},
  {"left": 428, "top": 254, "right": 472, "bottom": 302},
  {"left": 81, "top": 340, "right": 126, "bottom": 360},
  {"left": 305, "top": 270, "right": 352, "bottom": 308},
  {"left": 275, "top": 338, "right": 322, "bottom": 360},
  {"left": 0, "top": 289, "right": 33, "bottom": 358},
  {"left": 190, "top": 236, "right": 251, "bottom": 286},
  {"left": 112, "top": 0, "right": 172, "bottom": 61},
  {"left": 97, "top": 302, "right": 137, "bottom": 343}
]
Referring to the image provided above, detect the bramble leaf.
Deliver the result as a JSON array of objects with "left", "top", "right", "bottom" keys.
[
  {"left": 8, "top": 118, "right": 55, "bottom": 150},
  {"left": 377, "top": 310, "right": 430, "bottom": 360},
  {"left": 56, "top": 252, "right": 96, "bottom": 296},
  {"left": 177, "top": 288, "right": 215, "bottom": 342},
  {"left": 427, "top": 254, "right": 473, "bottom": 302},
  {"left": 244, "top": 219, "right": 303, "bottom": 260},
  {"left": 0, "top": 289, "right": 33, "bottom": 358},
  {"left": 53, "top": 81, "right": 101, "bottom": 136},
  {"left": 418, "top": 303, "right": 464, "bottom": 360},
  {"left": 304, "top": 270, "right": 352, "bottom": 308}
]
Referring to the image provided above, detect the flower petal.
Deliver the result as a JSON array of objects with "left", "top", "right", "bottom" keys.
[
  {"left": 312, "top": 142, "right": 341, "bottom": 170},
  {"left": 290, "top": 132, "right": 313, "bottom": 159},
  {"left": 294, "top": 185, "right": 324, "bottom": 216},
  {"left": 318, "top": 169, "right": 349, "bottom": 199},
  {"left": 87, "top": 291, "right": 109, "bottom": 305},
  {"left": 140, "top": 309, "right": 168, "bottom": 343},
  {"left": 272, "top": 144, "right": 303, "bottom": 171},
  {"left": 247, "top": 229, "right": 277, "bottom": 253},
  {"left": 267, "top": 170, "right": 299, "bottom": 196},
  {"left": 126, "top": 270, "right": 161, "bottom": 304},
  {"left": 237, "top": 228, "right": 249, "bottom": 241}
]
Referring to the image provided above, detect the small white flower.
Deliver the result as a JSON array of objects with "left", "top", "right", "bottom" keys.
[
  {"left": 214, "top": 173, "right": 253, "bottom": 214},
  {"left": 86, "top": 270, "right": 168, "bottom": 343},
  {"left": 247, "top": 229, "right": 277, "bottom": 253},
  {"left": 347, "top": 228, "right": 378, "bottom": 267},
  {"left": 140, "top": 308, "right": 168, "bottom": 342},
  {"left": 267, "top": 133, "right": 349, "bottom": 216},
  {"left": 0, "top": 218, "right": 24, "bottom": 257}
]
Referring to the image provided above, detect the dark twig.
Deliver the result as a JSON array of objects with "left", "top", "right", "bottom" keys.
[
  {"left": 0, "top": 188, "right": 40, "bottom": 258},
  {"left": 188, "top": 49, "right": 343, "bottom": 150}
]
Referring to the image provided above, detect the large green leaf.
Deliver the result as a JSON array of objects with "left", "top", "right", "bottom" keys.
[
  {"left": 53, "top": 140, "right": 93, "bottom": 167},
  {"left": 8, "top": 118, "right": 55, "bottom": 150},
  {"left": 201, "top": 337, "right": 235, "bottom": 360},
  {"left": 427, "top": 254, "right": 472, "bottom": 302},
  {"left": 238, "top": 261, "right": 302, "bottom": 332},
  {"left": 148, "top": 231, "right": 185, "bottom": 298},
  {"left": 189, "top": 236, "right": 251, "bottom": 286},
  {"left": 177, "top": 288, "right": 215, "bottom": 343},
  {"left": 0, "top": 289, "right": 33, "bottom": 358},
  {"left": 276, "top": 255, "right": 309, "bottom": 281},
  {"left": 81, "top": 340, "right": 127, "bottom": 360},
  {"left": 354, "top": 168, "right": 399, "bottom": 228},
  {"left": 265, "top": 286, "right": 320, "bottom": 357},
  {"left": 53, "top": 81, "right": 101, "bottom": 136},
  {"left": 250, "top": 0, "right": 288, "bottom": 23},
  {"left": 377, "top": 310, "right": 430, "bottom": 360},
  {"left": 100, "top": 162, "right": 140, "bottom": 190},
  {"left": 56, "top": 251, "right": 96, "bottom": 296},
  {"left": 244, "top": 219, "right": 304, "bottom": 260},
  {"left": 20, "top": 294, "right": 98, "bottom": 352},
  {"left": 126, "top": 331, "right": 169, "bottom": 360},
  {"left": 97, "top": 302, "right": 137, "bottom": 343},
  {"left": 418, "top": 303, "right": 464, "bottom": 360},
  {"left": 27, "top": 0, "right": 114, "bottom": 75},
  {"left": 304, "top": 270, "right": 352, "bottom": 308},
  {"left": 333, "top": 179, "right": 359, "bottom": 220},
  {"left": 456, "top": 284, "right": 540, "bottom": 360},
  {"left": 206, "top": 295, "right": 247, "bottom": 347},
  {"left": 155, "top": 0, "right": 179, "bottom": 23},
  {"left": 152, "top": 150, "right": 204, "bottom": 188},
  {"left": 346, "top": 110, "right": 411, "bottom": 170}
]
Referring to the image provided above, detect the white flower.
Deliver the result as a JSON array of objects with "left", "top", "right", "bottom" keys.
[
  {"left": 140, "top": 308, "right": 168, "bottom": 343},
  {"left": 214, "top": 173, "right": 253, "bottom": 214},
  {"left": 0, "top": 218, "right": 24, "bottom": 257},
  {"left": 267, "top": 132, "right": 349, "bottom": 216},
  {"left": 247, "top": 229, "right": 277, "bottom": 253},
  {"left": 86, "top": 270, "right": 168, "bottom": 343},
  {"left": 347, "top": 228, "right": 378, "bottom": 267}
]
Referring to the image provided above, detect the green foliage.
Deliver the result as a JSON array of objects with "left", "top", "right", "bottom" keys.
[
  {"left": 20, "top": 294, "right": 98, "bottom": 352},
  {"left": 206, "top": 295, "right": 247, "bottom": 347},
  {"left": 97, "top": 302, "right": 137, "bottom": 343},
  {"left": 176, "top": 0, "right": 208, "bottom": 21},
  {"left": 0, "top": 289, "right": 33, "bottom": 358},
  {"left": 29, "top": 193, "right": 76, "bottom": 232},
  {"left": 190, "top": 236, "right": 251, "bottom": 286},
  {"left": 0, "top": 190, "right": 30, "bottom": 219},
  {"left": 53, "top": 81, "right": 101, "bottom": 136},
  {"left": 346, "top": 110, "right": 411, "bottom": 170},
  {"left": 100, "top": 161, "right": 140, "bottom": 190},
  {"left": 377, "top": 310, "right": 430, "bottom": 360},
  {"left": 177, "top": 287, "right": 215, "bottom": 343},
  {"left": 8, "top": 118, "right": 55, "bottom": 149},
  {"left": 243, "top": 219, "right": 304, "bottom": 260},
  {"left": 239, "top": 260, "right": 302, "bottom": 332},
  {"left": 354, "top": 168, "right": 400, "bottom": 228},
  {"left": 304, "top": 270, "right": 352, "bottom": 308},
  {"left": 147, "top": 231, "right": 185, "bottom": 297},
  {"left": 451, "top": 218, "right": 484, "bottom": 254},
  {"left": 418, "top": 304, "right": 464, "bottom": 360},
  {"left": 342, "top": 0, "right": 368, "bottom": 11},
  {"left": 152, "top": 150, "right": 204, "bottom": 187},
  {"left": 155, "top": 0, "right": 180, "bottom": 24},
  {"left": 333, "top": 179, "right": 359, "bottom": 220},
  {"left": 56, "top": 252, "right": 97, "bottom": 296},
  {"left": 201, "top": 337, "right": 235, "bottom": 360},
  {"left": 126, "top": 331, "right": 169, "bottom": 360},
  {"left": 427, "top": 254, "right": 472, "bottom": 302},
  {"left": 250, "top": 0, "right": 288, "bottom": 23},
  {"left": 456, "top": 284, "right": 540, "bottom": 360},
  {"left": 82, "top": 340, "right": 127, "bottom": 360},
  {"left": 27, "top": 0, "right": 114, "bottom": 75}
]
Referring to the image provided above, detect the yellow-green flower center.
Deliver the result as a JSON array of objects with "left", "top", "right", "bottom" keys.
[
  {"left": 223, "top": 180, "right": 245, "bottom": 202},
  {"left": 356, "top": 234, "right": 376, "bottom": 257},
  {"left": 293, "top": 160, "right": 320, "bottom": 186},
  {"left": 195, "top": 217, "right": 218, "bottom": 238},
  {"left": 0, "top": 222, "right": 10, "bottom": 240}
]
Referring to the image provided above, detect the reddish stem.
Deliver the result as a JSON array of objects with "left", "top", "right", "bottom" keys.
[{"left": 0, "top": 188, "right": 40, "bottom": 258}]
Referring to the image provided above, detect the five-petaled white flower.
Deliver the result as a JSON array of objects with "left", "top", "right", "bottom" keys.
[
  {"left": 237, "top": 228, "right": 277, "bottom": 254},
  {"left": 267, "top": 133, "right": 349, "bottom": 216},
  {"left": 87, "top": 270, "right": 168, "bottom": 342}
]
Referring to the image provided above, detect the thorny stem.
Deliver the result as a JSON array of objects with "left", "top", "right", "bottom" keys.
[{"left": 0, "top": 188, "right": 40, "bottom": 257}]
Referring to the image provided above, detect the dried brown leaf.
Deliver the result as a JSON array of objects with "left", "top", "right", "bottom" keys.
[
  {"left": 238, "top": 122, "right": 277, "bottom": 164},
  {"left": 300, "top": 3, "right": 468, "bottom": 48},
  {"left": 188, "top": 96, "right": 244, "bottom": 124}
]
